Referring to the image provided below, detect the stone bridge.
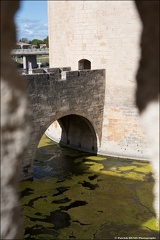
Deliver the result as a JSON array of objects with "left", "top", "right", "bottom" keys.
[
  {"left": 11, "top": 48, "right": 49, "bottom": 55},
  {"left": 11, "top": 48, "right": 49, "bottom": 69},
  {"left": 22, "top": 68, "right": 106, "bottom": 179}
]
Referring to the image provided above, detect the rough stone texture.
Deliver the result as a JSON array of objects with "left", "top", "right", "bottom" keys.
[
  {"left": 135, "top": 0, "right": 159, "bottom": 220},
  {"left": 22, "top": 69, "right": 105, "bottom": 179},
  {"left": 135, "top": 1, "right": 159, "bottom": 112},
  {"left": 48, "top": 1, "right": 149, "bottom": 160},
  {"left": 1, "top": 1, "right": 31, "bottom": 239}
]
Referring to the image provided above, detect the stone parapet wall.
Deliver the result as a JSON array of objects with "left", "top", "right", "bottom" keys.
[{"left": 22, "top": 69, "right": 106, "bottom": 179}]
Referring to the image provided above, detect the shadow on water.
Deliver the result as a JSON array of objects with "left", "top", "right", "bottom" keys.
[{"left": 20, "top": 135, "right": 159, "bottom": 240}]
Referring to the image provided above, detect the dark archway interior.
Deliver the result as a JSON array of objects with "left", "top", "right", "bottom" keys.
[
  {"left": 58, "top": 114, "right": 97, "bottom": 153},
  {"left": 78, "top": 59, "right": 91, "bottom": 70}
]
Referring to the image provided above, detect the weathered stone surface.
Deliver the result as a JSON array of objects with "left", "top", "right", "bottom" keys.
[
  {"left": 135, "top": 1, "right": 159, "bottom": 113},
  {"left": 1, "top": 1, "right": 31, "bottom": 239},
  {"left": 22, "top": 69, "right": 106, "bottom": 179},
  {"left": 135, "top": 0, "right": 159, "bottom": 220},
  {"left": 48, "top": 1, "right": 150, "bottom": 160}
]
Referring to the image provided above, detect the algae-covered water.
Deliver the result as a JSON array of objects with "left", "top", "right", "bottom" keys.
[{"left": 20, "top": 134, "right": 159, "bottom": 239}]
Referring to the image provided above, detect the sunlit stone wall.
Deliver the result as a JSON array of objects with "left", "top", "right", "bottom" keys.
[{"left": 48, "top": 1, "right": 148, "bottom": 159}]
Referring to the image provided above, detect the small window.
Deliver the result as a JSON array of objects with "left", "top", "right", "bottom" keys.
[{"left": 78, "top": 59, "right": 91, "bottom": 70}]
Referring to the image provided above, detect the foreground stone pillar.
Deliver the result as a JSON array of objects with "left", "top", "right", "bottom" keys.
[
  {"left": 1, "top": 1, "right": 31, "bottom": 239},
  {"left": 134, "top": 1, "right": 159, "bottom": 220}
]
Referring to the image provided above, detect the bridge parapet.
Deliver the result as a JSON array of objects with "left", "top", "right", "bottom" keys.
[
  {"left": 22, "top": 68, "right": 106, "bottom": 179},
  {"left": 31, "top": 68, "right": 103, "bottom": 81},
  {"left": 47, "top": 67, "right": 71, "bottom": 73},
  {"left": 11, "top": 48, "right": 49, "bottom": 55},
  {"left": 30, "top": 67, "right": 72, "bottom": 76}
]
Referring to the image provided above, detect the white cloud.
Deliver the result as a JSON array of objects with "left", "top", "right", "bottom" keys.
[{"left": 15, "top": 17, "right": 48, "bottom": 41}]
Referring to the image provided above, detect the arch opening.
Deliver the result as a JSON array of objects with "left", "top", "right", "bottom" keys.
[
  {"left": 33, "top": 114, "right": 98, "bottom": 180},
  {"left": 78, "top": 59, "right": 91, "bottom": 70},
  {"left": 45, "top": 114, "right": 98, "bottom": 153},
  {"left": 58, "top": 114, "right": 97, "bottom": 153}
]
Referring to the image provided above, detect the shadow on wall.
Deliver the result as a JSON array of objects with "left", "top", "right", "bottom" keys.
[{"left": 48, "top": 114, "right": 98, "bottom": 154}]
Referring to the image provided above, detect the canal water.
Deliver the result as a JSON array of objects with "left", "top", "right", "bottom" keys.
[{"left": 20, "top": 134, "right": 159, "bottom": 239}]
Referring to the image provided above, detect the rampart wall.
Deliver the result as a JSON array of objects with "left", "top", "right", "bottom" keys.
[
  {"left": 45, "top": 68, "right": 148, "bottom": 160},
  {"left": 23, "top": 68, "right": 106, "bottom": 179}
]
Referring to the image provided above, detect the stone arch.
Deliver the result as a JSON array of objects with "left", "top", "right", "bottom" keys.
[
  {"left": 27, "top": 113, "right": 99, "bottom": 177},
  {"left": 45, "top": 114, "right": 98, "bottom": 153},
  {"left": 27, "top": 114, "right": 98, "bottom": 178},
  {"left": 78, "top": 59, "right": 91, "bottom": 70},
  {"left": 58, "top": 114, "right": 98, "bottom": 152}
]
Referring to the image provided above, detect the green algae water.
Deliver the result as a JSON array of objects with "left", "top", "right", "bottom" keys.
[{"left": 20, "top": 134, "right": 159, "bottom": 239}]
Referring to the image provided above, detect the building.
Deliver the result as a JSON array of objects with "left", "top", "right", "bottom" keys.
[
  {"left": 47, "top": 1, "right": 149, "bottom": 160},
  {"left": 39, "top": 43, "right": 47, "bottom": 49},
  {"left": 16, "top": 42, "right": 32, "bottom": 49}
]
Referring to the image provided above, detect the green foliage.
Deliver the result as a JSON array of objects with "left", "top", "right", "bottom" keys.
[
  {"left": 43, "top": 36, "right": 49, "bottom": 48},
  {"left": 30, "top": 39, "right": 44, "bottom": 48},
  {"left": 19, "top": 36, "right": 49, "bottom": 48}
]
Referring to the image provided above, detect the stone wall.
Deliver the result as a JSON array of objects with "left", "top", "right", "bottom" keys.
[
  {"left": 48, "top": 1, "right": 148, "bottom": 160},
  {"left": 23, "top": 65, "right": 151, "bottom": 180},
  {"left": 22, "top": 69, "right": 106, "bottom": 179},
  {"left": 1, "top": 1, "right": 31, "bottom": 239},
  {"left": 48, "top": 1, "right": 141, "bottom": 71}
]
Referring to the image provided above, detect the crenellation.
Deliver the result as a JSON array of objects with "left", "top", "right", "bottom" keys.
[
  {"left": 66, "top": 70, "right": 80, "bottom": 78},
  {"left": 32, "top": 68, "right": 47, "bottom": 74},
  {"left": 22, "top": 68, "right": 106, "bottom": 179}
]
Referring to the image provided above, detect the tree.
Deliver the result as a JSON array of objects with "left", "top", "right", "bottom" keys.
[
  {"left": 20, "top": 38, "right": 29, "bottom": 43},
  {"left": 19, "top": 36, "right": 49, "bottom": 48},
  {"left": 43, "top": 36, "right": 49, "bottom": 48},
  {"left": 30, "top": 39, "right": 44, "bottom": 48}
]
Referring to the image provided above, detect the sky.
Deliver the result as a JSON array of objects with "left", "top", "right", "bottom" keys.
[{"left": 15, "top": 0, "right": 48, "bottom": 41}]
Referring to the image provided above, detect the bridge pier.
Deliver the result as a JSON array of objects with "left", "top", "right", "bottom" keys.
[
  {"left": 23, "top": 56, "right": 26, "bottom": 69},
  {"left": 25, "top": 55, "right": 37, "bottom": 69},
  {"left": 23, "top": 55, "right": 37, "bottom": 70},
  {"left": 11, "top": 48, "right": 49, "bottom": 70}
]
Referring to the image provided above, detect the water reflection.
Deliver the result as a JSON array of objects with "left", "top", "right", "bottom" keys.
[{"left": 20, "top": 135, "right": 159, "bottom": 239}]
